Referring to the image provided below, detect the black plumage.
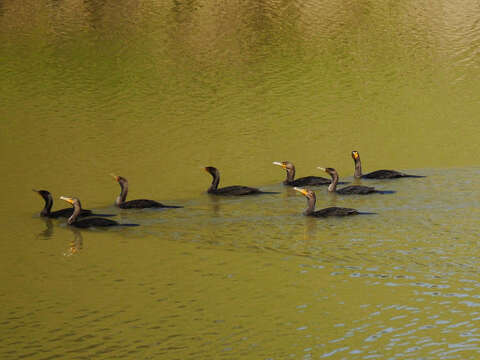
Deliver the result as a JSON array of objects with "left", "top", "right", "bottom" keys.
[{"left": 69, "top": 217, "right": 120, "bottom": 228}]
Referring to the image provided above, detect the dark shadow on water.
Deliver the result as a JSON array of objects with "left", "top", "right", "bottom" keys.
[{"left": 37, "top": 218, "right": 54, "bottom": 240}]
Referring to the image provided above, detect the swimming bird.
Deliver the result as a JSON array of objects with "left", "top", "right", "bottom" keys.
[
  {"left": 318, "top": 167, "right": 394, "bottom": 195},
  {"left": 204, "top": 166, "right": 277, "bottom": 195},
  {"left": 33, "top": 189, "right": 109, "bottom": 218},
  {"left": 60, "top": 196, "right": 138, "bottom": 228},
  {"left": 352, "top": 150, "right": 425, "bottom": 179},
  {"left": 111, "top": 174, "right": 182, "bottom": 209},
  {"left": 293, "top": 187, "right": 360, "bottom": 217},
  {"left": 273, "top": 161, "right": 340, "bottom": 186}
]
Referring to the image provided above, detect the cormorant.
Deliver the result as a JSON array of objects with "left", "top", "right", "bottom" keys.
[
  {"left": 293, "top": 187, "right": 360, "bottom": 217},
  {"left": 318, "top": 167, "right": 393, "bottom": 195},
  {"left": 352, "top": 151, "right": 424, "bottom": 179},
  {"left": 204, "top": 166, "right": 277, "bottom": 195},
  {"left": 60, "top": 196, "right": 138, "bottom": 228},
  {"left": 273, "top": 161, "right": 346, "bottom": 186},
  {"left": 111, "top": 174, "right": 182, "bottom": 209},
  {"left": 34, "top": 189, "right": 95, "bottom": 218}
]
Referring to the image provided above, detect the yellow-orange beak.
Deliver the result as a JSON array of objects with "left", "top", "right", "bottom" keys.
[
  {"left": 352, "top": 151, "right": 359, "bottom": 160},
  {"left": 60, "top": 196, "right": 74, "bottom": 204},
  {"left": 110, "top": 173, "right": 119, "bottom": 181},
  {"left": 293, "top": 187, "right": 308, "bottom": 196},
  {"left": 317, "top": 167, "right": 326, "bottom": 172},
  {"left": 272, "top": 162, "right": 286, "bottom": 169}
]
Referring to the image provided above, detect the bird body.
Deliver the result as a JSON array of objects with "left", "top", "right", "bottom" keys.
[
  {"left": 69, "top": 217, "right": 120, "bottom": 228},
  {"left": 309, "top": 206, "right": 359, "bottom": 217},
  {"left": 289, "top": 176, "right": 331, "bottom": 186},
  {"left": 335, "top": 185, "right": 377, "bottom": 195},
  {"left": 208, "top": 185, "right": 261, "bottom": 196},
  {"left": 49, "top": 207, "right": 92, "bottom": 218},
  {"left": 118, "top": 199, "right": 179, "bottom": 209},
  {"left": 360, "top": 169, "right": 421, "bottom": 179}
]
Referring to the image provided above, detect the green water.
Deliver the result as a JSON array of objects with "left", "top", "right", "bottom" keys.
[{"left": 2, "top": 0, "right": 480, "bottom": 358}]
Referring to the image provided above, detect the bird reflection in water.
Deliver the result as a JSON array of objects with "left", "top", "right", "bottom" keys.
[
  {"left": 37, "top": 218, "right": 54, "bottom": 239},
  {"left": 36, "top": 218, "right": 83, "bottom": 256},
  {"left": 207, "top": 196, "right": 222, "bottom": 217},
  {"left": 64, "top": 228, "right": 83, "bottom": 257}
]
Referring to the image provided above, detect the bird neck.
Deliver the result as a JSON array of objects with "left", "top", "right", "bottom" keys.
[
  {"left": 354, "top": 158, "right": 362, "bottom": 178},
  {"left": 327, "top": 172, "right": 338, "bottom": 192},
  {"left": 116, "top": 181, "right": 128, "bottom": 205},
  {"left": 41, "top": 194, "right": 53, "bottom": 216},
  {"left": 67, "top": 202, "right": 81, "bottom": 225},
  {"left": 304, "top": 195, "right": 316, "bottom": 215},
  {"left": 208, "top": 173, "right": 220, "bottom": 193},
  {"left": 285, "top": 167, "right": 295, "bottom": 184}
]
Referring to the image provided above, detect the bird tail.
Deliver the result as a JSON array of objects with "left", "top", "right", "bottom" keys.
[
  {"left": 358, "top": 212, "right": 377, "bottom": 215},
  {"left": 119, "top": 223, "right": 140, "bottom": 227},
  {"left": 377, "top": 190, "right": 396, "bottom": 194},
  {"left": 260, "top": 191, "right": 281, "bottom": 194},
  {"left": 93, "top": 213, "right": 116, "bottom": 217},
  {"left": 403, "top": 174, "right": 426, "bottom": 178},
  {"left": 162, "top": 205, "right": 183, "bottom": 208}
]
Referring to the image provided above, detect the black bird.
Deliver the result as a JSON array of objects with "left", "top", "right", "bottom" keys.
[
  {"left": 60, "top": 196, "right": 138, "bottom": 228},
  {"left": 272, "top": 161, "right": 344, "bottom": 186},
  {"left": 204, "top": 166, "right": 277, "bottom": 196},
  {"left": 352, "top": 151, "right": 425, "bottom": 179},
  {"left": 111, "top": 174, "right": 182, "bottom": 209},
  {"left": 318, "top": 167, "right": 393, "bottom": 195},
  {"left": 293, "top": 187, "right": 360, "bottom": 217},
  {"left": 33, "top": 189, "right": 95, "bottom": 218}
]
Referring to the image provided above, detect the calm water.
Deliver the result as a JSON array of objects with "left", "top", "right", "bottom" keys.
[{"left": 2, "top": 0, "right": 480, "bottom": 358}]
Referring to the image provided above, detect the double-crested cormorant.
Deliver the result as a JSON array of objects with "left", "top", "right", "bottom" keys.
[
  {"left": 111, "top": 175, "right": 182, "bottom": 209},
  {"left": 33, "top": 189, "right": 94, "bottom": 218},
  {"left": 352, "top": 151, "right": 425, "bottom": 179},
  {"left": 204, "top": 166, "right": 277, "bottom": 196},
  {"left": 293, "top": 187, "right": 360, "bottom": 217},
  {"left": 318, "top": 167, "right": 393, "bottom": 195},
  {"left": 273, "top": 161, "right": 346, "bottom": 186},
  {"left": 60, "top": 196, "right": 138, "bottom": 228}
]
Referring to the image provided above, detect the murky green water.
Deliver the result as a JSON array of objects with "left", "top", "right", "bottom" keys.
[{"left": 2, "top": 0, "right": 480, "bottom": 358}]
